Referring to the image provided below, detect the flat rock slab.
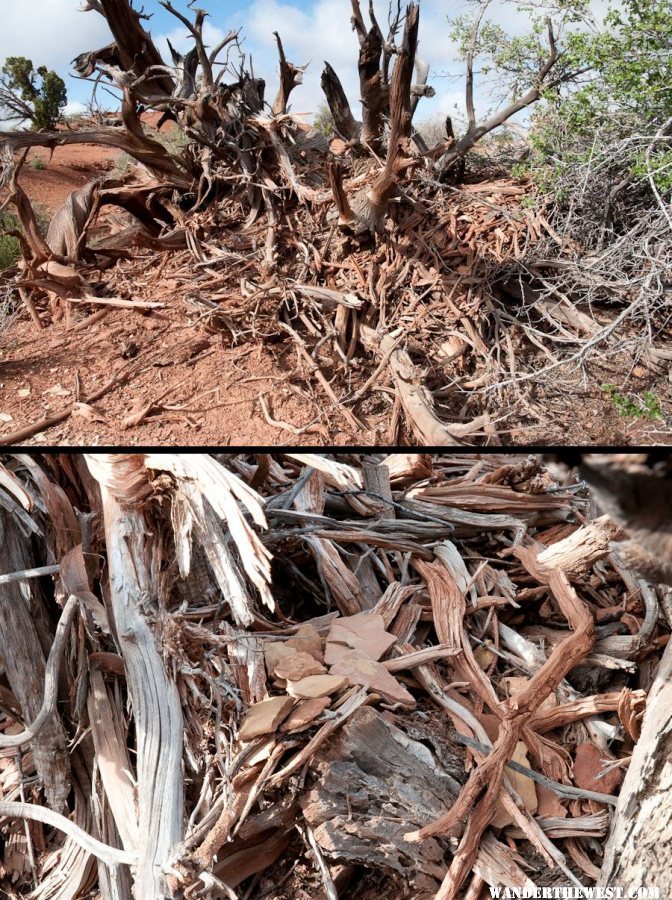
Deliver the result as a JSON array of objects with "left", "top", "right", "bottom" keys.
[
  {"left": 325, "top": 612, "right": 397, "bottom": 665},
  {"left": 273, "top": 651, "right": 326, "bottom": 681},
  {"left": 238, "top": 695, "right": 294, "bottom": 741},
  {"left": 330, "top": 651, "right": 415, "bottom": 706},
  {"left": 286, "top": 623, "right": 324, "bottom": 662},
  {"left": 287, "top": 673, "right": 348, "bottom": 699},
  {"left": 573, "top": 741, "right": 622, "bottom": 795},
  {"left": 280, "top": 697, "right": 332, "bottom": 732}
]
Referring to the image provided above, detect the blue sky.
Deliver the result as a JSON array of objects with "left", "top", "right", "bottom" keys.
[{"left": 0, "top": 0, "right": 608, "bottom": 128}]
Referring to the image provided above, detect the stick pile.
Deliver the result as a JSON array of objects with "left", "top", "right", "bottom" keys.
[{"left": 1, "top": 452, "right": 670, "bottom": 898}]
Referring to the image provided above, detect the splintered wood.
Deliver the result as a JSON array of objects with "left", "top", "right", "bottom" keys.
[{"left": 0, "top": 452, "right": 670, "bottom": 899}]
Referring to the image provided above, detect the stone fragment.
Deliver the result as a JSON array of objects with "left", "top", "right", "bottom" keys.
[
  {"left": 503, "top": 675, "right": 557, "bottom": 712},
  {"left": 491, "top": 741, "right": 537, "bottom": 827},
  {"left": 246, "top": 736, "right": 275, "bottom": 766},
  {"left": 330, "top": 651, "right": 415, "bottom": 707},
  {"left": 286, "top": 624, "right": 324, "bottom": 663},
  {"left": 473, "top": 644, "right": 496, "bottom": 670},
  {"left": 325, "top": 612, "right": 396, "bottom": 666},
  {"left": 237, "top": 695, "right": 294, "bottom": 741},
  {"left": 263, "top": 641, "right": 294, "bottom": 676},
  {"left": 273, "top": 651, "right": 326, "bottom": 681},
  {"left": 536, "top": 783, "right": 567, "bottom": 818},
  {"left": 573, "top": 742, "right": 623, "bottom": 795},
  {"left": 280, "top": 697, "right": 332, "bottom": 732},
  {"left": 509, "top": 741, "right": 538, "bottom": 813},
  {"left": 286, "top": 674, "right": 348, "bottom": 699}
]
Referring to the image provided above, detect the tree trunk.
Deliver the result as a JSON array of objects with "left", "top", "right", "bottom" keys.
[
  {"left": 76, "top": 0, "right": 175, "bottom": 100},
  {"left": 353, "top": 9, "right": 387, "bottom": 150},
  {"left": 271, "top": 32, "right": 304, "bottom": 116},
  {"left": 350, "top": 4, "right": 419, "bottom": 231},
  {"left": 321, "top": 63, "right": 359, "bottom": 142}
]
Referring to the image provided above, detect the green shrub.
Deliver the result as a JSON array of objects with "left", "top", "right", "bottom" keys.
[
  {"left": 601, "top": 384, "right": 665, "bottom": 421},
  {"left": 0, "top": 212, "right": 20, "bottom": 270},
  {"left": 521, "top": 0, "right": 672, "bottom": 208},
  {"left": 114, "top": 152, "right": 133, "bottom": 174},
  {"left": 313, "top": 104, "right": 334, "bottom": 138},
  {"left": 154, "top": 124, "right": 190, "bottom": 156}
]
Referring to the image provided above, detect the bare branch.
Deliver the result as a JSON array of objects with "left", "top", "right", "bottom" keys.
[
  {"left": 77, "top": 0, "right": 174, "bottom": 99},
  {"left": 271, "top": 32, "right": 306, "bottom": 117},
  {"left": 0, "top": 596, "right": 80, "bottom": 749},
  {"left": 159, "top": 0, "right": 214, "bottom": 88},
  {"left": 321, "top": 62, "right": 359, "bottom": 141},
  {"left": 435, "top": 16, "right": 562, "bottom": 181},
  {"left": 0, "top": 801, "right": 137, "bottom": 868}
]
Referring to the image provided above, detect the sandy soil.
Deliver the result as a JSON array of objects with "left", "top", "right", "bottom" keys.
[
  {"left": 17, "top": 144, "right": 120, "bottom": 213},
  {"left": 1, "top": 295, "right": 668, "bottom": 447}
]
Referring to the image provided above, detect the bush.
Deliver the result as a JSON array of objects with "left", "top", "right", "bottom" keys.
[
  {"left": 0, "top": 212, "right": 20, "bottom": 270},
  {"left": 313, "top": 104, "right": 334, "bottom": 138},
  {"left": 521, "top": 0, "right": 672, "bottom": 236},
  {"left": 154, "top": 123, "right": 190, "bottom": 156},
  {"left": 114, "top": 153, "right": 133, "bottom": 175}
]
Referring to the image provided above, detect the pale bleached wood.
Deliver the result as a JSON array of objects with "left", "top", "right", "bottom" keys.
[
  {"left": 87, "top": 669, "right": 140, "bottom": 853},
  {"left": 0, "top": 801, "right": 136, "bottom": 867},
  {"left": 535, "top": 514, "right": 621, "bottom": 578},
  {"left": 0, "top": 508, "right": 71, "bottom": 811},
  {"left": 85, "top": 454, "right": 184, "bottom": 899},
  {"left": 144, "top": 453, "right": 274, "bottom": 624}
]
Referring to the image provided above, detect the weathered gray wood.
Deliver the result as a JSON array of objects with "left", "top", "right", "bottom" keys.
[
  {"left": 599, "top": 638, "right": 672, "bottom": 892},
  {"left": 361, "top": 461, "right": 395, "bottom": 520},
  {"left": 0, "top": 508, "right": 71, "bottom": 811},
  {"left": 85, "top": 455, "right": 184, "bottom": 899},
  {"left": 301, "top": 705, "right": 535, "bottom": 895},
  {"left": 301, "top": 705, "right": 458, "bottom": 891}
]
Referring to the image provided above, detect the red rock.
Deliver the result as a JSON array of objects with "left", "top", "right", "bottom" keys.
[
  {"left": 280, "top": 697, "right": 331, "bottom": 732},
  {"left": 325, "top": 612, "right": 396, "bottom": 665},
  {"left": 263, "top": 641, "right": 294, "bottom": 676},
  {"left": 237, "top": 696, "right": 294, "bottom": 741},
  {"left": 573, "top": 742, "right": 623, "bottom": 795},
  {"left": 330, "top": 651, "right": 415, "bottom": 707},
  {"left": 536, "top": 783, "right": 567, "bottom": 818},
  {"left": 273, "top": 651, "right": 326, "bottom": 681},
  {"left": 286, "top": 624, "right": 324, "bottom": 663},
  {"left": 286, "top": 674, "right": 347, "bottom": 699}
]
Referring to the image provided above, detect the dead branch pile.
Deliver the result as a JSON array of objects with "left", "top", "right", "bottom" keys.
[
  {"left": 2, "top": 1, "right": 667, "bottom": 444},
  {"left": 1, "top": 451, "right": 671, "bottom": 898}
]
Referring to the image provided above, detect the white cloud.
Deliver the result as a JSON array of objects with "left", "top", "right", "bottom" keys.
[
  {"left": 0, "top": 1, "right": 111, "bottom": 78},
  {"left": 239, "top": 0, "right": 464, "bottom": 121},
  {"left": 63, "top": 99, "right": 87, "bottom": 115}
]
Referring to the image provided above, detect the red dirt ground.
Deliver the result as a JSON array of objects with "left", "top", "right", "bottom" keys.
[
  {"left": 0, "top": 303, "right": 385, "bottom": 446},
  {"left": 16, "top": 144, "right": 120, "bottom": 212},
  {"left": 1, "top": 137, "right": 383, "bottom": 446}
]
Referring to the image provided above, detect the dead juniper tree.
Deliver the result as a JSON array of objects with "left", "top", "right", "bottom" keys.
[{"left": 0, "top": 0, "right": 589, "bottom": 332}]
